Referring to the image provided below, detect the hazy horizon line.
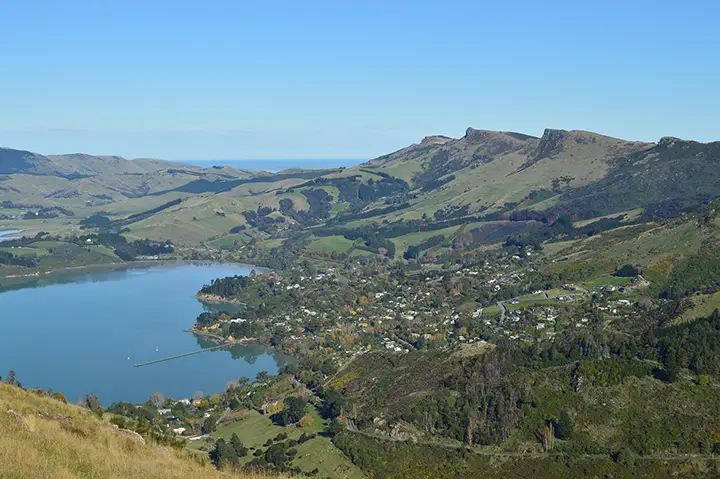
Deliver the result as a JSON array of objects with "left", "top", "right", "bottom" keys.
[{"left": 180, "top": 158, "right": 366, "bottom": 162}]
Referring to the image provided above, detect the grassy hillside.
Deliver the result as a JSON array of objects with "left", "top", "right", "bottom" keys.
[
  {"left": 0, "top": 382, "right": 278, "bottom": 479},
  {"left": 2, "top": 127, "right": 720, "bottom": 257},
  {"left": 187, "top": 408, "right": 365, "bottom": 479},
  {"left": 359, "top": 128, "right": 654, "bottom": 224},
  {"left": 0, "top": 147, "right": 254, "bottom": 205}
]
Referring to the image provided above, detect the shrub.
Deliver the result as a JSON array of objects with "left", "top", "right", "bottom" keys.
[
  {"left": 52, "top": 392, "right": 67, "bottom": 403},
  {"left": 299, "top": 413, "right": 315, "bottom": 428},
  {"left": 616, "top": 264, "right": 640, "bottom": 277}
]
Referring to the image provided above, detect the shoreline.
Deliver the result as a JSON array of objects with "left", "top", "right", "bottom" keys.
[
  {"left": 0, "top": 259, "right": 266, "bottom": 281},
  {"left": 186, "top": 328, "right": 259, "bottom": 345},
  {"left": 0, "top": 260, "right": 167, "bottom": 280},
  {"left": 195, "top": 292, "right": 248, "bottom": 305},
  {"left": 188, "top": 328, "right": 297, "bottom": 367},
  {"left": 0, "top": 256, "right": 292, "bottom": 403}
]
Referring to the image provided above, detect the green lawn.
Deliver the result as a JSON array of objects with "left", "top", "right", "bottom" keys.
[
  {"left": 517, "top": 291, "right": 547, "bottom": 301},
  {"left": 187, "top": 408, "right": 365, "bottom": 478},
  {"left": 349, "top": 249, "right": 376, "bottom": 257},
  {"left": 677, "top": 291, "right": 720, "bottom": 323},
  {"left": 88, "top": 245, "right": 119, "bottom": 258},
  {"left": 559, "top": 222, "right": 703, "bottom": 269},
  {"left": 545, "top": 288, "right": 574, "bottom": 298},
  {"left": 0, "top": 247, "right": 46, "bottom": 256},
  {"left": 188, "top": 410, "right": 295, "bottom": 449},
  {"left": 541, "top": 239, "right": 581, "bottom": 257},
  {"left": 1, "top": 242, "right": 119, "bottom": 261},
  {"left": 305, "top": 235, "right": 355, "bottom": 254},
  {"left": 28, "top": 240, "right": 68, "bottom": 249},
  {"left": 330, "top": 201, "right": 349, "bottom": 216},
  {"left": 207, "top": 233, "right": 251, "bottom": 249},
  {"left": 374, "top": 160, "right": 424, "bottom": 183},
  {"left": 573, "top": 208, "right": 644, "bottom": 227},
  {"left": 293, "top": 435, "right": 365, "bottom": 479},
  {"left": 258, "top": 238, "right": 284, "bottom": 249},
  {"left": 390, "top": 226, "right": 461, "bottom": 255}
]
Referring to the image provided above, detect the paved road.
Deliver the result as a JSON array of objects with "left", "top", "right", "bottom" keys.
[{"left": 496, "top": 301, "right": 507, "bottom": 322}]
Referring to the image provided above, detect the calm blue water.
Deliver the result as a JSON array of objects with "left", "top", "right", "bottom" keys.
[
  {"left": 0, "top": 263, "right": 291, "bottom": 406},
  {"left": 182, "top": 159, "right": 364, "bottom": 172},
  {"left": 0, "top": 230, "right": 23, "bottom": 242}
]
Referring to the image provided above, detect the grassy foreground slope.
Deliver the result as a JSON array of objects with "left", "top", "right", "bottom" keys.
[
  {"left": 188, "top": 408, "right": 366, "bottom": 479},
  {"left": 0, "top": 383, "right": 277, "bottom": 479}
]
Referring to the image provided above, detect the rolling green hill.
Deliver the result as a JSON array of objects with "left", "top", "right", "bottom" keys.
[
  {"left": 0, "top": 147, "right": 256, "bottom": 206},
  {"left": 3, "top": 128, "right": 720, "bottom": 478},
  {"left": 2, "top": 126, "right": 719, "bottom": 254}
]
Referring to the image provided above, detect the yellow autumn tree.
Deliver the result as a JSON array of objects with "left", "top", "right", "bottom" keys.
[{"left": 298, "top": 414, "right": 315, "bottom": 428}]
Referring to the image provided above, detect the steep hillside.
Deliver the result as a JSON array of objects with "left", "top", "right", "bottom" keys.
[
  {"left": 521, "top": 128, "right": 653, "bottom": 171},
  {"left": 555, "top": 136, "right": 720, "bottom": 217},
  {"left": 1, "top": 127, "right": 718, "bottom": 250},
  {"left": 347, "top": 128, "right": 720, "bottom": 230},
  {"left": 350, "top": 128, "right": 655, "bottom": 226},
  {"left": 0, "top": 382, "right": 277, "bottom": 479}
]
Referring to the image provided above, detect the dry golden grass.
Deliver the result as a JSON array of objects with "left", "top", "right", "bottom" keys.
[{"left": 0, "top": 383, "right": 280, "bottom": 479}]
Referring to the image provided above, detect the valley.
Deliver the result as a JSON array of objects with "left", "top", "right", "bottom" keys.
[{"left": 2, "top": 128, "right": 720, "bottom": 478}]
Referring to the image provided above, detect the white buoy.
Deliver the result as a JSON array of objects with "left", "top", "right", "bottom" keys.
[{"left": 127, "top": 356, "right": 130, "bottom": 360}]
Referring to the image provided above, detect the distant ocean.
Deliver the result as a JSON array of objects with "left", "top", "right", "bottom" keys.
[{"left": 180, "top": 159, "right": 365, "bottom": 173}]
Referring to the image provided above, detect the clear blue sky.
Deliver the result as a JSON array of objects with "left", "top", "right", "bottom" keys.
[{"left": 1, "top": 0, "right": 718, "bottom": 160}]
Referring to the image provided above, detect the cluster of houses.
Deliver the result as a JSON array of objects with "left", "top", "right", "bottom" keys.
[{"left": 196, "top": 248, "right": 647, "bottom": 375}]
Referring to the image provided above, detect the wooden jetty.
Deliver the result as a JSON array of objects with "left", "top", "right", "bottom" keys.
[{"left": 133, "top": 343, "right": 232, "bottom": 367}]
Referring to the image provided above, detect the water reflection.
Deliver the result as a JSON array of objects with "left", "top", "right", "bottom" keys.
[
  {"left": 0, "top": 265, "right": 157, "bottom": 293},
  {"left": 0, "top": 263, "right": 285, "bottom": 404},
  {"left": 0, "top": 262, "right": 267, "bottom": 294},
  {"left": 0, "top": 229, "right": 24, "bottom": 241},
  {"left": 193, "top": 334, "right": 294, "bottom": 368}
]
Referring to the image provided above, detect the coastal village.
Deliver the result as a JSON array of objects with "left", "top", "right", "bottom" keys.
[
  {"left": 99, "top": 240, "right": 653, "bottom": 477},
  {"left": 191, "top": 245, "right": 647, "bottom": 384}
]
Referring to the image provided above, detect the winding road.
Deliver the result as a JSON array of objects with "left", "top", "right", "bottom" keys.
[{"left": 496, "top": 301, "right": 507, "bottom": 322}]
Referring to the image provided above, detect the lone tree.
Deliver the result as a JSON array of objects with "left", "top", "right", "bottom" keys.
[
  {"left": 149, "top": 391, "right": 164, "bottom": 408},
  {"left": 4, "top": 370, "right": 17, "bottom": 386},
  {"left": 202, "top": 412, "right": 220, "bottom": 434},
  {"left": 320, "top": 389, "right": 346, "bottom": 419},
  {"left": 86, "top": 393, "right": 102, "bottom": 414},
  {"left": 615, "top": 264, "right": 640, "bottom": 277},
  {"left": 553, "top": 410, "right": 574, "bottom": 439},
  {"left": 210, "top": 438, "right": 238, "bottom": 469},
  {"left": 230, "top": 432, "right": 248, "bottom": 457}
]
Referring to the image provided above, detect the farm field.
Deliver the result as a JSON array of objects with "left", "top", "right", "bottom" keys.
[{"left": 305, "top": 236, "right": 355, "bottom": 254}]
